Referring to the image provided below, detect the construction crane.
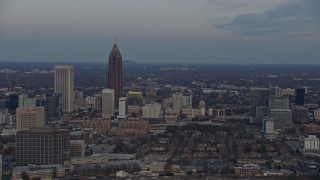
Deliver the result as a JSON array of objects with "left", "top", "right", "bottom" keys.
[{"left": 6, "top": 73, "right": 14, "bottom": 92}]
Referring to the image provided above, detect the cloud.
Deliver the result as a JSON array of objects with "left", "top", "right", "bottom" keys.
[{"left": 213, "top": 0, "right": 320, "bottom": 37}]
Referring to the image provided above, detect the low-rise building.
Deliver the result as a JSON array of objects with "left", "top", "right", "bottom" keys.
[
  {"left": 181, "top": 108, "right": 201, "bottom": 118},
  {"left": 85, "top": 95, "right": 102, "bottom": 109},
  {"left": 234, "top": 164, "right": 261, "bottom": 176},
  {"left": 304, "top": 135, "right": 320, "bottom": 152},
  {"left": 13, "top": 164, "right": 65, "bottom": 180},
  {"left": 117, "top": 119, "right": 149, "bottom": 136},
  {"left": 70, "top": 156, "right": 108, "bottom": 165},
  {"left": 164, "top": 115, "right": 177, "bottom": 123},
  {"left": 83, "top": 119, "right": 112, "bottom": 135},
  {"left": 142, "top": 103, "right": 162, "bottom": 118},
  {"left": 70, "top": 140, "right": 85, "bottom": 158},
  {"left": 304, "top": 124, "right": 320, "bottom": 134}
]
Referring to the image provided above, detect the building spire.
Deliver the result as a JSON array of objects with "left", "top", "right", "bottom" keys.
[{"left": 114, "top": 37, "right": 117, "bottom": 44}]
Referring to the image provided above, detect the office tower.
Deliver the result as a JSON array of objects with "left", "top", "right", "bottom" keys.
[
  {"left": 54, "top": 65, "right": 74, "bottom": 113},
  {"left": 16, "top": 107, "right": 45, "bottom": 131},
  {"left": 295, "top": 87, "right": 305, "bottom": 106},
  {"left": 293, "top": 106, "right": 309, "bottom": 123},
  {"left": 45, "top": 93, "right": 61, "bottom": 121},
  {"left": 262, "top": 117, "right": 275, "bottom": 140},
  {"left": 118, "top": 97, "right": 128, "bottom": 119},
  {"left": 269, "top": 96, "right": 289, "bottom": 109},
  {"left": 269, "top": 86, "right": 282, "bottom": 97},
  {"left": 256, "top": 106, "right": 268, "bottom": 123},
  {"left": 172, "top": 93, "right": 183, "bottom": 112},
  {"left": 18, "top": 94, "right": 36, "bottom": 108},
  {"left": 74, "top": 91, "right": 85, "bottom": 110},
  {"left": 269, "top": 109, "right": 292, "bottom": 130},
  {"left": 70, "top": 140, "right": 85, "bottom": 158},
  {"left": 108, "top": 41, "right": 122, "bottom": 108},
  {"left": 6, "top": 94, "right": 19, "bottom": 114},
  {"left": 102, "top": 89, "right": 114, "bottom": 118},
  {"left": 182, "top": 95, "right": 192, "bottom": 108},
  {"left": 15, "top": 128, "right": 70, "bottom": 166},
  {"left": 249, "top": 88, "right": 269, "bottom": 117}
]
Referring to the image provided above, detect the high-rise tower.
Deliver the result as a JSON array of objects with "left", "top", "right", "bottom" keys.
[
  {"left": 295, "top": 87, "right": 305, "bottom": 106},
  {"left": 108, "top": 40, "right": 122, "bottom": 108},
  {"left": 54, "top": 65, "right": 74, "bottom": 113}
]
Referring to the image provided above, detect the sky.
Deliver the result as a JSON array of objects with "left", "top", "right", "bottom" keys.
[{"left": 0, "top": 0, "right": 319, "bottom": 64}]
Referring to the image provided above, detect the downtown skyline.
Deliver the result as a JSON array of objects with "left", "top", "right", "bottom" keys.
[{"left": 0, "top": 0, "right": 319, "bottom": 64}]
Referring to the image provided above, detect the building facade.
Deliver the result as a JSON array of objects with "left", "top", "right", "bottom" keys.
[
  {"left": 249, "top": 88, "right": 269, "bottom": 117},
  {"left": 45, "top": 93, "right": 61, "bottom": 121},
  {"left": 269, "top": 109, "right": 292, "bottom": 130},
  {"left": 263, "top": 117, "right": 275, "bottom": 140},
  {"left": 16, "top": 107, "right": 45, "bottom": 131},
  {"left": 108, "top": 41, "right": 122, "bottom": 108},
  {"left": 54, "top": 65, "right": 74, "bottom": 113},
  {"left": 304, "top": 135, "right": 320, "bottom": 152},
  {"left": 269, "top": 96, "right": 289, "bottom": 110},
  {"left": 85, "top": 95, "right": 102, "bottom": 109},
  {"left": 293, "top": 106, "right": 308, "bottom": 124},
  {"left": 142, "top": 103, "right": 162, "bottom": 118},
  {"left": 295, "top": 87, "right": 305, "bottom": 106},
  {"left": 15, "top": 128, "right": 70, "bottom": 166},
  {"left": 118, "top": 97, "right": 128, "bottom": 119},
  {"left": 102, "top": 89, "right": 115, "bottom": 118},
  {"left": 70, "top": 140, "right": 85, "bottom": 158},
  {"left": 172, "top": 93, "right": 183, "bottom": 112},
  {"left": 117, "top": 119, "right": 149, "bottom": 136}
]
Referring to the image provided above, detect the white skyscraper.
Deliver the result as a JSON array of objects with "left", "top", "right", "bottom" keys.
[
  {"left": 102, "top": 89, "right": 115, "bottom": 118},
  {"left": 54, "top": 65, "right": 74, "bottom": 113},
  {"left": 118, "top": 97, "right": 128, "bottom": 119}
]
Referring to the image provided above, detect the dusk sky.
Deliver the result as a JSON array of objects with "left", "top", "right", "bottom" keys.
[{"left": 0, "top": 0, "right": 319, "bottom": 64}]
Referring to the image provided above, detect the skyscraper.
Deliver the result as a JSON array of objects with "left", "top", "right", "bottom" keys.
[
  {"left": 295, "top": 87, "right": 305, "bottom": 106},
  {"left": 118, "top": 97, "right": 128, "bottom": 119},
  {"left": 249, "top": 88, "right": 269, "bottom": 117},
  {"left": 172, "top": 93, "right": 183, "bottom": 112},
  {"left": 45, "top": 93, "right": 61, "bottom": 121},
  {"left": 102, "top": 89, "right": 115, "bottom": 118},
  {"left": 54, "top": 65, "right": 74, "bottom": 113},
  {"left": 108, "top": 40, "right": 122, "bottom": 108}
]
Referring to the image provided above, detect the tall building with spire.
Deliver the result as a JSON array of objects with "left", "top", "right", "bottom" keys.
[{"left": 108, "top": 40, "right": 122, "bottom": 108}]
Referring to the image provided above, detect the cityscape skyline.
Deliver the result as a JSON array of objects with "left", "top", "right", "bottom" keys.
[{"left": 0, "top": 0, "right": 319, "bottom": 64}]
